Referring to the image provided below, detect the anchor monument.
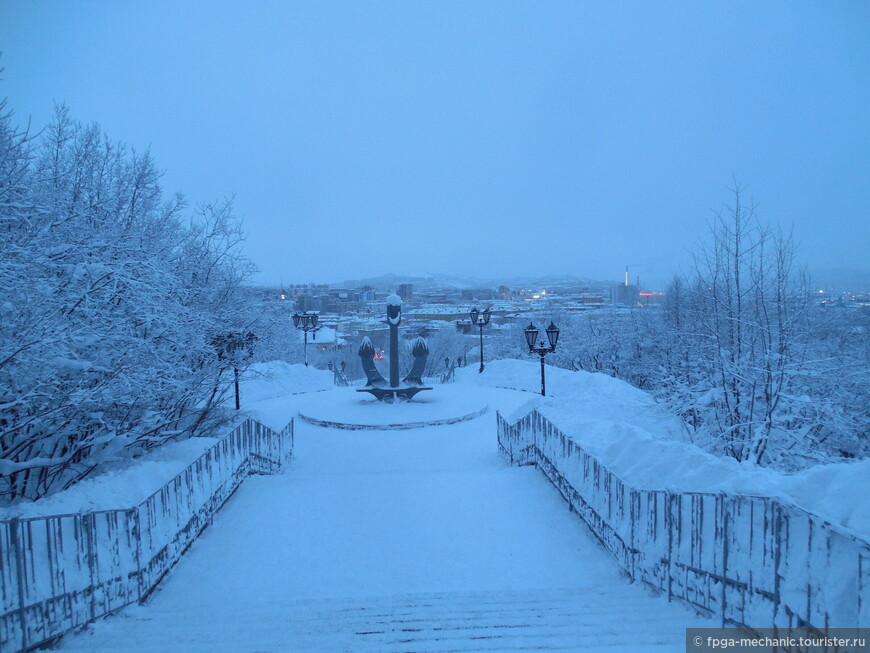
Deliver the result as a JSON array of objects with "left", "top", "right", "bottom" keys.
[{"left": 357, "top": 293, "right": 431, "bottom": 401}]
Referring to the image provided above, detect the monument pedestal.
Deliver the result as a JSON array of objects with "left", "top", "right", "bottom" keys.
[{"left": 356, "top": 386, "right": 432, "bottom": 401}]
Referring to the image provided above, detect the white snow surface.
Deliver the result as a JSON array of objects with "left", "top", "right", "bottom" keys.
[
  {"left": 239, "top": 363, "right": 532, "bottom": 432},
  {"left": 6, "top": 358, "right": 867, "bottom": 541},
  {"left": 295, "top": 384, "right": 530, "bottom": 428},
  {"left": 386, "top": 293, "right": 402, "bottom": 306},
  {"left": 232, "top": 361, "right": 334, "bottom": 404},
  {"left": 23, "top": 357, "right": 863, "bottom": 649},
  {"left": 0, "top": 437, "right": 218, "bottom": 519},
  {"left": 59, "top": 415, "right": 709, "bottom": 652},
  {"left": 459, "top": 359, "right": 870, "bottom": 539},
  {"left": 297, "top": 325, "right": 344, "bottom": 345}
]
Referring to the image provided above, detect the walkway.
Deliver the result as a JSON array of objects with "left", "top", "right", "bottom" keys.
[{"left": 59, "top": 415, "right": 709, "bottom": 651}]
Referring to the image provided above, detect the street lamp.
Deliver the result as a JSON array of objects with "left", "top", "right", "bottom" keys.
[
  {"left": 292, "top": 311, "right": 321, "bottom": 366},
  {"left": 524, "top": 321, "right": 560, "bottom": 396},
  {"left": 211, "top": 331, "right": 256, "bottom": 409},
  {"left": 469, "top": 306, "right": 491, "bottom": 373}
]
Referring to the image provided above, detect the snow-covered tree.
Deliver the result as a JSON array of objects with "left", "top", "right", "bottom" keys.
[
  {"left": 683, "top": 186, "right": 812, "bottom": 464},
  {"left": 0, "top": 104, "right": 253, "bottom": 500},
  {"left": 531, "top": 186, "right": 867, "bottom": 469}
]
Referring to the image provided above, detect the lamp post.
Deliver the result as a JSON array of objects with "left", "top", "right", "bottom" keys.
[
  {"left": 524, "top": 321, "right": 560, "bottom": 396},
  {"left": 292, "top": 311, "right": 320, "bottom": 366},
  {"left": 469, "top": 306, "right": 491, "bottom": 373},
  {"left": 211, "top": 331, "right": 256, "bottom": 409}
]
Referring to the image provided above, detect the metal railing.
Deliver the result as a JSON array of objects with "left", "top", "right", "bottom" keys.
[
  {"left": 0, "top": 417, "right": 293, "bottom": 653},
  {"left": 332, "top": 366, "right": 349, "bottom": 387},
  {"left": 497, "top": 409, "right": 870, "bottom": 630}
]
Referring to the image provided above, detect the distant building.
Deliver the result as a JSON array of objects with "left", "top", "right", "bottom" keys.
[
  {"left": 295, "top": 295, "right": 333, "bottom": 312},
  {"left": 572, "top": 294, "right": 607, "bottom": 305},
  {"left": 637, "top": 292, "right": 666, "bottom": 306},
  {"left": 298, "top": 326, "right": 345, "bottom": 352},
  {"left": 295, "top": 295, "right": 314, "bottom": 312},
  {"left": 407, "top": 310, "right": 468, "bottom": 321},
  {"left": 610, "top": 284, "right": 638, "bottom": 306},
  {"left": 461, "top": 288, "right": 496, "bottom": 301},
  {"left": 327, "top": 288, "right": 359, "bottom": 301},
  {"left": 455, "top": 320, "right": 474, "bottom": 334},
  {"left": 418, "top": 292, "right": 450, "bottom": 304},
  {"left": 398, "top": 283, "right": 413, "bottom": 300},
  {"left": 357, "top": 285, "right": 376, "bottom": 301},
  {"left": 611, "top": 266, "right": 638, "bottom": 305}
]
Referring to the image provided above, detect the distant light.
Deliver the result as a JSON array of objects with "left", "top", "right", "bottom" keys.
[
  {"left": 280, "top": 294, "right": 286, "bottom": 300},
  {"left": 532, "top": 294, "right": 540, "bottom": 299},
  {"left": 541, "top": 290, "right": 546, "bottom": 295},
  {"left": 819, "top": 289, "right": 825, "bottom": 293}
]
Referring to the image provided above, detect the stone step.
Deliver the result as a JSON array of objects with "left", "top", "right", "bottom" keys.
[{"left": 61, "top": 586, "right": 695, "bottom": 652}]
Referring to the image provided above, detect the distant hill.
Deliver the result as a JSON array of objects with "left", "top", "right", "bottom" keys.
[
  {"left": 338, "top": 271, "right": 606, "bottom": 290},
  {"left": 809, "top": 268, "right": 870, "bottom": 292}
]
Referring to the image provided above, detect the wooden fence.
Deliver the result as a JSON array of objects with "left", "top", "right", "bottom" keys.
[
  {"left": 497, "top": 409, "right": 870, "bottom": 630},
  {"left": 0, "top": 417, "right": 293, "bottom": 653}
]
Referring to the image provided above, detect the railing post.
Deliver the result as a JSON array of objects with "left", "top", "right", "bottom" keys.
[
  {"left": 132, "top": 507, "right": 144, "bottom": 602},
  {"left": 10, "top": 518, "right": 27, "bottom": 652},
  {"left": 629, "top": 490, "right": 637, "bottom": 579},
  {"left": 859, "top": 545, "right": 867, "bottom": 628},
  {"left": 720, "top": 493, "right": 728, "bottom": 627},
  {"left": 85, "top": 513, "right": 97, "bottom": 622},
  {"left": 772, "top": 499, "right": 782, "bottom": 627},
  {"left": 666, "top": 492, "right": 674, "bottom": 603}
]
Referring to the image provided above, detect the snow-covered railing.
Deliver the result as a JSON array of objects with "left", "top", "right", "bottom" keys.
[
  {"left": 0, "top": 417, "right": 293, "bottom": 653},
  {"left": 332, "top": 365, "right": 349, "bottom": 387},
  {"left": 497, "top": 410, "right": 870, "bottom": 631},
  {"left": 440, "top": 361, "right": 457, "bottom": 384}
]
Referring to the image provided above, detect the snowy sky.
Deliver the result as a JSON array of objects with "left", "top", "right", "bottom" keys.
[{"left": 1, "top": 1, "right": 868, "bottom": 289}]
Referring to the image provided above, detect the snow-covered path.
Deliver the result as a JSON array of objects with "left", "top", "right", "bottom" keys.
[{"left": 60, "top": 415, "right": 709, "bottom": 652}]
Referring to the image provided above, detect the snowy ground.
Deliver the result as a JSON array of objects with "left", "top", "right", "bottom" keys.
[
  {"left": 296, "top": 384, "right": 489, "bottom": 428},
  {"left": 0, "top": 437, "right": 219, "bottom": 519},
  {"left": 12, "top": 358, "right": 866, "bottom": 650},
  {"left": 59, "top": 413, "right": 710, "bottom": 652},
  {"left": 458, "top": 360, "right": 870, "bottom": 539},
  {"left": 6, "top": 358, "right": 865, "bottom": 536}
]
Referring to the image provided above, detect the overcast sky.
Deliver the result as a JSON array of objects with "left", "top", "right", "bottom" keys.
[{"left": 1, "top": 1, "right": 867, "bottom": 289}]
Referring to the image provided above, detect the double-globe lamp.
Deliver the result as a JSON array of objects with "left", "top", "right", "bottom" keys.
[
  {"left": 469, "top": 306, "right": 491, "bottom": 373},
  {"left": 292, "top": 312, "right": 320, "bottom": 367},
  {"left": 524, "top": 321, "right": 560, "bottom": 396}
]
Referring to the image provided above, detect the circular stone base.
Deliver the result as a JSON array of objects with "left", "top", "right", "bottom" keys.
[{"left": 296, "top": 386, "right": 489, "bottom": 430}]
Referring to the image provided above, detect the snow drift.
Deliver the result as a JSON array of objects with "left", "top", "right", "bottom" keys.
[{"left": 461, "top": 359, "right": 870, "bottom": 539}]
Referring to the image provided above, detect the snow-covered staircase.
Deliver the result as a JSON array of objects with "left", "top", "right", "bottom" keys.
[
  {"left": 62, "top": 586, "right": 697, "bottom": 652},
  {"left": 59, "top": 416, "right": 709, "bottom": 652}
]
